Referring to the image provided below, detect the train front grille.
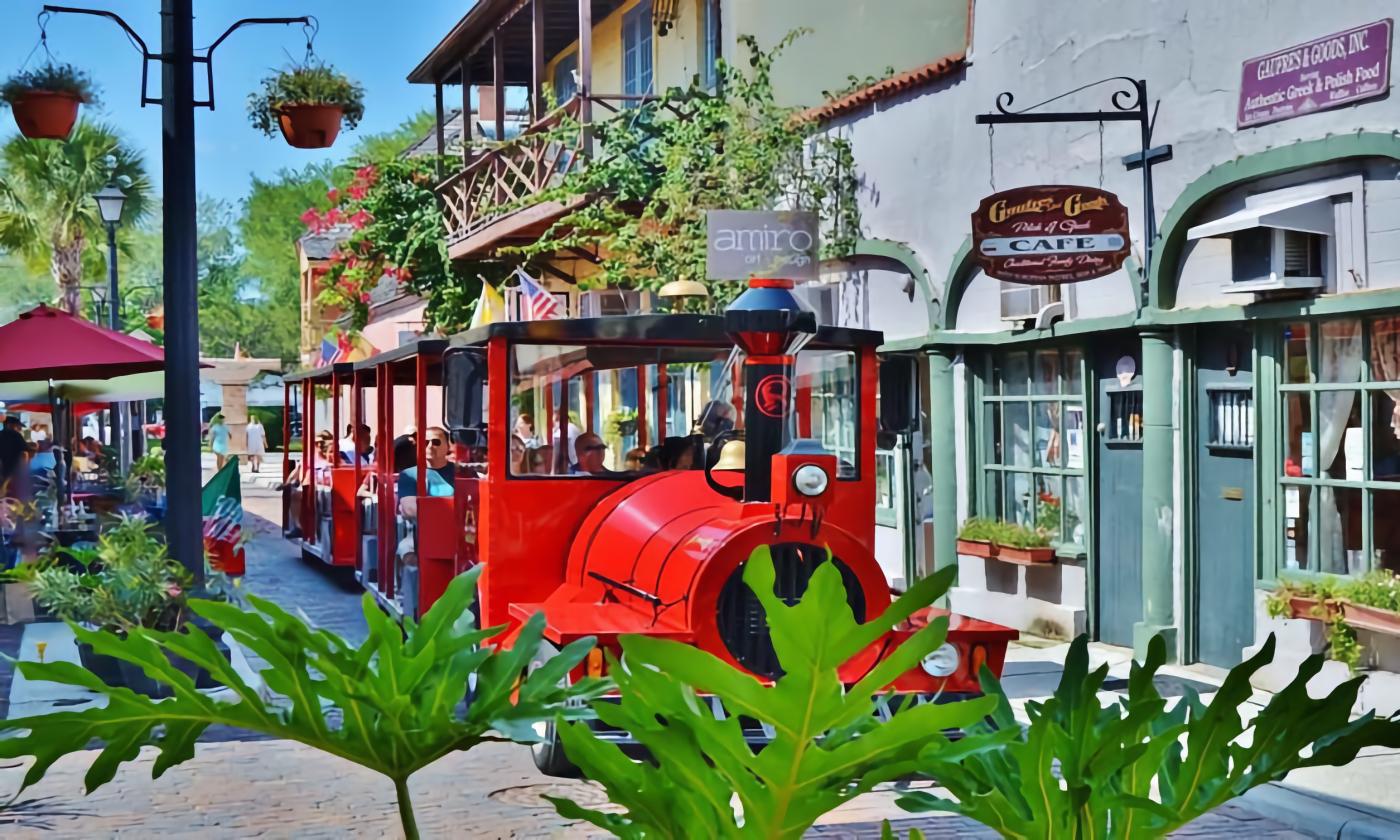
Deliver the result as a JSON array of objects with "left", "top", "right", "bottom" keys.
[{"left": 716, "top": 542, "right": 865, "bottom": 680}]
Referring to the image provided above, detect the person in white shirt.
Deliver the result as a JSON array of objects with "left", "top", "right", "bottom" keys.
[{"left": 245, "top": 415, "right": 267, "bottom": 473}]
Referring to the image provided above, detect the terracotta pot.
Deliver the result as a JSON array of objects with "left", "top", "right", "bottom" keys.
[
  {"left": 1341, "top": 602, "right": 1400, "bottom": 635},
  {"left": 1286, "top": 595, "right": 1338, "bottom": 621},
  {"left": 956, "top": 539, "right": 998, "bottom": 558},
  {"left": 10, "top": 90, "right": 82, "bottom": 140},
  {"left": 1000, "top": 546, "right": 1056, "bottom": 564},
  {"left": 277, "top": 104, "right": 344, "bottom": 149}
]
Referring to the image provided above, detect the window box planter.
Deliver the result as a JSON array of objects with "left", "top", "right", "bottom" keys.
[
  {"left": 956, "top": 538, "right": 998, "bottom": 559},
  {"left": 10, "top": 90, "right": 82, "bottom": 140},
  {"left": 1340, "top": 602, "right": 1400, "bottom": 636},
  {"left": 999, "top": 546, "right": 1056, "bottom": 564},
  {"left": 1285, "top": 595, "right": 1339, "bottom": 621}
]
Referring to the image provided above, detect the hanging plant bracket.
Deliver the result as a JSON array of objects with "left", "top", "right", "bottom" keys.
[{"left": 40, "top": 5, "right": 312, "bottom": 110}]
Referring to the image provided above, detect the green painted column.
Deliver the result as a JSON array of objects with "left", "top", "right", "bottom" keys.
[
  {"left": 929, "top": 346, "right": 959, "bottom": 577},
  {"left": 1134, "top": 327, "right": 1178, "bottom": 660}
]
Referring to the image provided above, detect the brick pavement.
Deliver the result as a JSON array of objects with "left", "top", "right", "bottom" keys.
[{"left": 0, "top": 480, "right": 1318, "bottom": 838}]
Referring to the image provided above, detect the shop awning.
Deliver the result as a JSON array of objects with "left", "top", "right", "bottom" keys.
[
  {"left": 0, "top": 372, "right": 165, "bottom": 405},
  {"left": 1187, "top": 193, "right": 1334, "bottom": 240}
]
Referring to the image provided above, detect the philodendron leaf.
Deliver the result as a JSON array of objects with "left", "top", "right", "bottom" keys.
[
  {"left": 900, "top": 633, "right": 1400, "bottom": 840},
  {"left": 0, "top": 566, "right": 604, "bottom": 804},
  {"left": 548, "top": 544, "right": 994, "bottom": 840}
]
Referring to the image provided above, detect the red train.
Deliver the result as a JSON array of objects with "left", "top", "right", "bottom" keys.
[{"left": 283, "top": 280, "right": 1015, "bottom": 775}]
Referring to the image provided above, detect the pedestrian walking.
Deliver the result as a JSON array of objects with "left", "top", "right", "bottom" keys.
[
  {"left": 208, "top": 414, "right": 230, "bottom": 471},
  {"left": 246, "top": 414, "right": 267, "bottom": 473}
]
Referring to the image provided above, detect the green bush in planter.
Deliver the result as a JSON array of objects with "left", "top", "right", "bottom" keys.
[
  {"left": 0, "top": 63, "right": 97, "bottom": 106},
  {"left": 247, "top": 63, "right": 364, "bottom": 137}
]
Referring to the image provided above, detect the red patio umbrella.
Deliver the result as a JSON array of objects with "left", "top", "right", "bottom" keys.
[{"left": 0, "top": 304, "right": 165, "bottom": 382}]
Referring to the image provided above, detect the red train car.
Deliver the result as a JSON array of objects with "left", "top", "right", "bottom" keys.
[{"left": 281, "top": 361, "right": 361, "bottom": 568}]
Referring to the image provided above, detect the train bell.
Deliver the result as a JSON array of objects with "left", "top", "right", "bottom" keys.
[{"left": 713, "top": 439, "right": 746, "bottom": 472}]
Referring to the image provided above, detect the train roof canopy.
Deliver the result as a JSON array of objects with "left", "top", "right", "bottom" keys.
[
  {"left": 447, "top": 314, "right": 883, "bottom": 349},
  {"left": 283, "top": 361, "right": 354, "bottom": 384}
]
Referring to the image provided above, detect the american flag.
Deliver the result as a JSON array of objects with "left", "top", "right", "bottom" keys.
[{"left": 517, "top": 270, "right": 561, "bottom": 320}]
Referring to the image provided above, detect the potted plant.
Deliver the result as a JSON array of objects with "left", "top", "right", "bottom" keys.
[
  {"left": 996, "top": 521, "right": 1056, "bottom": 563},
  {"left": 248, "top": 63, "right": 364, "bottom": 149},
  {"left": 956, "top": 517, "right": 1000, "bottom": 558},
  {"left": 15, "top": 516, "right": 230, "bottom": 694},
  {"left": 1, "top": 62, "right": 96, "bottom": 140},
  {"left": 125, "top": 449, "right": 166, "bottom": 515},
  {"left": 1337, "top": 570, "right": 1400, "bottom": 635}
]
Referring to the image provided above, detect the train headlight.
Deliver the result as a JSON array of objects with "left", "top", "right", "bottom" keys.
[
  {"left": 792, "top": 464, "right": 829, "bottom": 497},
  {"left": 920, "top": 643, "right": 960, "bottom": 678}
]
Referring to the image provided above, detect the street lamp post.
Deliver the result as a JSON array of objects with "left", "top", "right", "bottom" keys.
[
  {"left": 43, "top": 2, "right": 314, "bottom": 584},
  {"left": 93, "top": 182, "right": 129, "bottom": 475}
]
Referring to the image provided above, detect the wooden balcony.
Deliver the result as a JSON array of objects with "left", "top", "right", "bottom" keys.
[{"left": 436, "top": 94, "right": 652, "bottom": 260}]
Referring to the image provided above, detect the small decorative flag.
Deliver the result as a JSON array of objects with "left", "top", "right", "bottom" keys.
[
  {"left": 202, "top": 457, "right": 245, "bottom": 575},
  {"left": 320, "top": 337, "right": 337, "bottom": 366},
  {"left": 469, "top": 281, "right": 507, "bottom": 329},
  {"left": 517, "top": 269, "right": 562, "bottom": 320}
]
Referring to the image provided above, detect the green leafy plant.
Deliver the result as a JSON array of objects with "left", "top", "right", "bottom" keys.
[
  {"left": 1, "top": 63, "right": 97, "bottom": 105},
  {"left": 547, "top": 546, "right": 997, "bottom": 839},
  {"left": 0, "top": 568, "right": 604, "bottom": 839},
  {"left": 899, "top": 634, "right": 1400, "bottom": 838},
  {"left": 1264, "top": 571, "right": 1400, "bottom": 670},
  {"left": 247, "top": 63, "right": 365, "bottom": 137},
  {"left": 956, "top": 518, "right": 1051, "bottom": 549},
  {"left": 123, "top": 449, "right": 166, "bottom": 499},
  {"left": 957, "top": 517, "right": 999, "bottom": 542},
  {"left": 17, "top": 515, "right": 190, "bottom": 632},
  {"left": 605, "top": 408, "right": 638, "bottom": 439}
]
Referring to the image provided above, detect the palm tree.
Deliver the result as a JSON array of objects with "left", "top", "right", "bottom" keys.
[{"left": 0, "top": 121, "right": 152, "bottom": 316}]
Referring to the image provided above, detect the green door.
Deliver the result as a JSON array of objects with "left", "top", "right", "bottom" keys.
[
  {"left": 1095, "top": 338, "right": 1143, "bottom": 647},
  {"left": 1193, "top": 328, "right": 1255, "bottom": 667}
]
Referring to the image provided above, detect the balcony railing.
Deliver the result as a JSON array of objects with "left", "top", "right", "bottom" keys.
[{"left": 435, "top": 94, "right": 657, "bottom": 252}]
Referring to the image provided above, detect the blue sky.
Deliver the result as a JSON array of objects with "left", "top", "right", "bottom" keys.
[{"left": 0, "top": 0, "right": 475, "bottom": 208}]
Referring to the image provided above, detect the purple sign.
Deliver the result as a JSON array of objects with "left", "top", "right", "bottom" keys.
[{"left": 1239, "top": 19, "right": 1392, "bottom": 128}]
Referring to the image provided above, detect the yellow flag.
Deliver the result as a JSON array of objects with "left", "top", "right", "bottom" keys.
[{"left": 469, "top": 281, "right": 506, "bottom": 329}]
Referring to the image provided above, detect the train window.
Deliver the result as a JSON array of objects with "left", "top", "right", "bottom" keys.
[
  {"left": 794, "top": 349, "right": 860, "bottom": 479},
  {"left": 509, "top": 342, "right": 737, "bottom": 477}
]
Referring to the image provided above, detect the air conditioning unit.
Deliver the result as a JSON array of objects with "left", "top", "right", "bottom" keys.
[
  {"left": 1000, "top": 283, "right": 1063, "bottom": 328},
  {"left": 1222, "top": 226, "right": 1326, "bottom": 295}
]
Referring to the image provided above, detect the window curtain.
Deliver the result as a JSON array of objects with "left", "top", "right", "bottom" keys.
[
  {"left": 1318, "top": 320, "right": 1362, "bottom": 574},
  {"left": 1372, "top": 317, "right": 1400, "bottom": 441}
]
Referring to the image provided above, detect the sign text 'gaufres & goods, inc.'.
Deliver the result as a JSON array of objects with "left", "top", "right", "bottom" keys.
[
  {"left": 1239, "top": 19, "right": 1392, "bottom": 129},
  {"left": 970, "top": 186, "right": 1131, "bottom": 285}
]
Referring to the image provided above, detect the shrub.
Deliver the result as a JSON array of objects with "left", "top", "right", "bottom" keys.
[{"left": 1, "top": 63, "right": 97, "bottom": 106}]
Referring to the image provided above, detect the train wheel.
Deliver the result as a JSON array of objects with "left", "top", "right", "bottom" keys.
[{"left": 528, "top": 641, "right": 581, "bottom": 778}]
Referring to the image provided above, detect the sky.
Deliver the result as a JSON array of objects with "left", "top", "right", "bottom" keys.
[{"left": 0, "top": 0, "right": 476, "bottom": 209}]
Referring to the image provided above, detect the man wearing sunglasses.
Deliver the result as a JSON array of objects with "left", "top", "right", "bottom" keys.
[
  {"left": 571, "top": 432, "right": 613, "bottom": 476},
  {"left": 396, "top": 426, "right": 457, "bottom": 520}
]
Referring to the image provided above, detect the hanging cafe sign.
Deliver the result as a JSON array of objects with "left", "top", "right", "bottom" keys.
[{"left": 970, "top": 185, "right": 1131, "bottom": 285}]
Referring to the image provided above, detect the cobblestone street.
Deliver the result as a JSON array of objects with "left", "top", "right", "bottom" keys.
[{"left": 0, "top": 478, "right": 1316, "bottom": 838}]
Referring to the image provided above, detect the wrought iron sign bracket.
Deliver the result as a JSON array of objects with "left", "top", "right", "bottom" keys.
[
  {"left": 975, "top": 77, "right": 1172, "bottom": 303},
  {"left": 40, "top": 6, "right": 311, "bottom": 110}
]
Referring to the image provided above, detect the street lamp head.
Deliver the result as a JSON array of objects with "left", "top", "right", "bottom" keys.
[{"left": 93, "top": 183, "right": 128, "bottom": 225}]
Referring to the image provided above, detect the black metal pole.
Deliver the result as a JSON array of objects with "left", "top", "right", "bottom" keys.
[
  {"left": 105, "top": 221, "right": 130, "bottom": 476},
  {"left": 161, "top": 0, "right": 203, "bottom": 583}
]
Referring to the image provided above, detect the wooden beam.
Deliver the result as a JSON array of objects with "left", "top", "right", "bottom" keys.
[
  {"left": 459, "top": 60, "right": 472, "bottom": 167},
  {"left": 578, "top": 0, "right": 592, "bottom": 126},
  {"left": 433, "top": 81, "right": 446, "bottom": 177},
  {"left": 531, "top": 0, "right": 546, "bottom": 120},
  {"left": 492, "top": 31, "right": 507, "bottom": 144}
]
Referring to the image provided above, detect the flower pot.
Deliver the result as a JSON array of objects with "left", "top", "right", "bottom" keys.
[
  {"left": 1341, "top": 602, "right": 1400, "bottom": 635},
  {"left": 616, "top": 420, "right": 638, "bottom": 437},
  {"left": 77, "top": 639, "right": 126, "bottom": 687},
  {"left": 956, "top": 538, "right": 998, "bottom": 558},
  {"left": 1000, "top": 546, "right": 1056, "bottom": 564},
  {"left": 1286, "top": 596, "right": 1338, "bottom": 622},
  {"left": 277, "top": 104, "right": 344, "bottom": 149},
  {"left": 9, "top": 90, "right": 82, "bottom": 140}
]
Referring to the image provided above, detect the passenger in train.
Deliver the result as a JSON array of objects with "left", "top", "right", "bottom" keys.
[
  {"left": 623, "top": 447, "right": 646, "bottom": 471},
  {"left": 528, "top": 444, "right": 554, "bottom": 475},
  {"left": 572, "top": 433, "right": 611, "bottom": 475},
  {"left": 340, "top": 423, "right": 374, "bottom": 466},
  {"left": 397, "top": 426, "right": 457, "bottom": 520}
]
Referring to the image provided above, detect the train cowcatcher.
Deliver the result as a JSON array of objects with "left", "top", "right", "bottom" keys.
[{"left": 284, "top": 278, "right": 1016, "bottom": 776}]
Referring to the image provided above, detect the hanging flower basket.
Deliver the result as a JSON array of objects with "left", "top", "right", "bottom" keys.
[
  {"left": 248, "top": 64, "right": 364, "bottom": 150},
  {"left": 1, "top": 63, "right": 96, "bottom": 140}
]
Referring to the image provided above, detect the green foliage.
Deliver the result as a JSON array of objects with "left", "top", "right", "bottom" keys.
[
  {"left": 247, "top": 63, "right": 365, "bottom": 137},
  {"left": 957, "top": 517, "right": 1052, "bottom": 549},
  {"left": 0, "top": 568, "right": 605, "bottom": 840},
  {"left": 1264, "top": 571, "right": 1400, "bottom": 671},
  {"left": 899, "top": 634, "right": 1400, "bottom": 839},
  {"left": 17, "top": 516, "right": 190, "bottom": 632},
  {"left": 1, "top": 62, "right": 97, "bottom": 105},
  {"left": 0, "top": 121, "right": 152, "bottom": 313},
  {"left": 548, "top": 546, "right": 996, "bottom": 839},
  {"left": 604, "top": 408, "right": 638, "bottom": 439},
  {"left": 124, "top": 449, "right": 165, "bottom": 498}
]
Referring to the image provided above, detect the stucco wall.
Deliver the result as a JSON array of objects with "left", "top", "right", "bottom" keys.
[
  {"left": 824, "top": 0, "right": 1400, "bottom": 334},
  {"left": 723, "top": 0, "right": 969, "bottom": 108}
]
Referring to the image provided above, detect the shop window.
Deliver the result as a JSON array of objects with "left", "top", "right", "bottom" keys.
[
  {"left": 553, "top": 53, "right": 578, "bottom": 104},
  {"left": 622, "top": 1, "right": 655, "bottom": 104},
  {"left": 1207, "top": 386, "right": 1253, "bottom": 450},
  {"left": 1277, "top": 316, "right": 1400, "bottom": 575},
  {"left": 699, "top": 0, "right": 720, "bottom": 90},
  {"left": 978, "top": 348, "right": 1086, "bottom": 547}
]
